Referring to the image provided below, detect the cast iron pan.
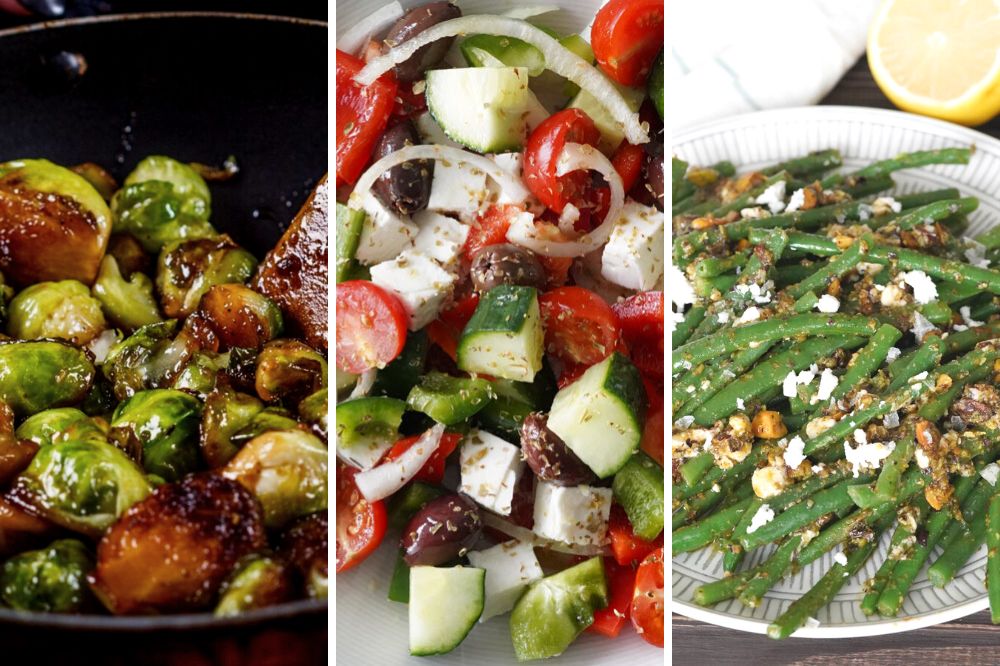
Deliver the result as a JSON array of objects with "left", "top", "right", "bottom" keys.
[{"left": 0, "top": 12, "right": 327, "bottom": 661}]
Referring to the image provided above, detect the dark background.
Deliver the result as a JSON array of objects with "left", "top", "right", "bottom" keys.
[
  {"left": 0, "top": 0, "right": 326, "bottom": 27},
  {"left": 673, "top": 57, "right": 1000, "bottom": 666}
]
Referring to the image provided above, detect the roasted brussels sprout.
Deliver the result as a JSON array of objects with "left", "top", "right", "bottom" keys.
[
  {"left": 88, "top": 473, "right": 266, "bottom": 614},
  {"left": 214, "top": 555, "right": 292, "bottom": 617},
  {"left": 156, "top": 236, "right": 257, "bottom": 318},
  {"left": 200, "top": 386, "right": 265, "bottom": 468},
  {"left": 278, "top": 512, "right": 327, "bottom": 599},
  {"left": 111, "top": 156, "right": 215, "bottom": 253},
  {"left": 0, "top": 159, "right": 112, "bottom": 285},
  {"left": 71, "top": 162, "right": 118, "bottom": 202},
  {"left": 10, "top": 435, "right": 151, "bottom": 536},
  {"left": 298, "top": 388, "right": 328, "bottom": 440},
  {"left": 92, "top": 255, "right": 162, "bottom": 330},
  {"left": 102, "top": 320, "right": 195, "bottom": 401},
  {"left": 198, "top": 283, "right": 283, "bottom": 349},
  {"left": 109, "top": 389, "right": 202, "bottom": 482},
  {"left": 15, "top": 407, "right": 105, "bottom": 449},
  {"left": 0, "top": 340, "right": 95, "bottom": 415},
  {"left": 171, "top": 351, "right": 224, "bottom": 400},
  {"left": 0, "top": 496, "right": 59, "bottom": 557},
  {"left": 0, "top": 435, "right": 38, "bottom": 487},
  {"left": 7, "top": 279, "right": 106, "bottom": 345},
  {"left": 254, "top": 339, "right": 327, "bottom": 405},
  {"left": 106, "top": 233, "right": 150, "bottom": 277},
  {"left": 0, "top": 538, "right": 93, "bottom": 612},
  {"left": 222, "top": 429, "right": 327, "bottom": 528}
]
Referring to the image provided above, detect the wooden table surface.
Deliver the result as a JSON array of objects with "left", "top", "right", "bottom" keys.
[{"left": 672, "top": 56, "right": 1000, "bottom": 665}]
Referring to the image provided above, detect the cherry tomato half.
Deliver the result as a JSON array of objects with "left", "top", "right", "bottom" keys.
[
  {"left": 640, "top": 405, "right": 665, "bottom": 467},
  {"left": 335, "top": 280, "right": 408, "bottom": 374},
  {"left": 539, "top": 286, "right": 620, "bottom": 367},
  {"left": 592, "top": 0, "right": 665, "bottom": 87},
  {"left": 463, "top": 204, "right": 527, "bottom": 262},
  {"left": 524, "top": 109, "right": 601, "bottom": 214},
  {"left": 336, "top": 50, "right": 397, "bottom": 186},
  {"left": 335, "top": 463, "right": 387, "bottom": 573},
  {"left": 612, "top": 142, "right": 648, "bottom": 194},
  {"left": 631, "top": 548, "right": 664, "bottom": 648},
  {"left": 426, "top": 294, "right": 480, "bottom": 362}
]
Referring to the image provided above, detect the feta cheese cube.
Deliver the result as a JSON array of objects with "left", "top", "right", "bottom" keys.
[
  {"left": 601, "top": 201, "right": 665, "bottom": 290},
  {"left": 354, "top": 192, "right": 418, "bottom": 265},
  {"left": 459, "top": 430, "right": 524, "bottom": 516},
  {"left": 466, "top": 540, "right": 543, "bottom": 620},
  {"left": 369, "top": 250, "right": 456, "bottom": 330},
  {"left": 412, "top": 211, "right": 468, "bottom": 268},
  {"left": 532, "top": 481, "right": 612, "bottom": 546},
  {"left": 428, "top": 158, "right": 490, "bottom": 220},
  {"left": 489, "top": 153, "right": 528, "bottom": 205}
]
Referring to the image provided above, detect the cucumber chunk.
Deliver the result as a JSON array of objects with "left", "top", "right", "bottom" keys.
[
  {"left": 547, "top": 352, "right": 646, "bottom": 478},
  {"left": 458, "top": 285, "right": 544, "bottom": 382},
  {"left": 612, "top": 451, "right": 664, "bottom": 540},
  {"left": 336, "top": 203, "right": 365, "bottom": 283},
  {"left": 409, "top": 566, "right": 485, "bottom": 656},
  {"left": 510, "top": 557, "right": 607, "bottom": 661},
  {"left": 460, "top": 34, "right": 546, "bottom": 76},
  {"left": 426, "top": 67, "right": 536, "bottom": 153},
  {"left": 567, "top": 78, "right": 645, "bottom": 155}
]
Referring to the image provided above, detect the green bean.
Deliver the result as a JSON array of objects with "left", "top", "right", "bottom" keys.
[
  {"left": 988, "top": 489, "right": 1000, "bottom": 623},
  {"left": 673, "top": 305, "right": 706, "bottom": 349},
  {"left": 890, "top": 197, "right": 979, "bottom": 231},
  {"left": 694, "top": 251, "right": 751, "bottom": 278},
  {"left": 672, "top": 157, "right": 689, "bottom": 200},
  {"left": 847, "top": 148, "right": 973, "bottom": 181},
  {"left": 739, "top": 535, "right": 802, "bottom": 607},
  {"left": 833, "top": 324, "right": 903, "bottom": 399},
  {"left": 673, "top": 496, "right": 755, "bottom": 555},
  {"left": 763, "top": 150, "right": 843, "bottom": 178},
  {"left": 860, "top": 500, "right": 929, "bottom": 616},
  {"left": 927, "top": 479, "right": 993, "bottom": 587},
  {"left": 886, "top": 335, "right": 944, "bottom": 392},
  {"left": 784, "top": 239, "right": 867, "bottom": 300}
]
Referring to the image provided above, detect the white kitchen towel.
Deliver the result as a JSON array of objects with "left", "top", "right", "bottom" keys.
[{"left": 669, "top": 0, "right": 881, "bottom": 129}]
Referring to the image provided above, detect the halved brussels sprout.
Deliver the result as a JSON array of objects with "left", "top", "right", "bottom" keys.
[
  {"left": 109, "top": 389, "right": 202, "bottom": 482},
  {"left": 102, "top": 320, "right": 195, "bottom": 401},
  {"left": 171, "top": 351, "right": 224, "bottom": 400},
  {"left": 10, "top": 435, "right": 151, "bottom": 536},
  {"left": 298, "top": 388, "right": 328, "bottom": 441},
  {"left": 92, "top": 255, "right": 162, "bottom": 330},
  {"left": 0, "top": 340, "right": 94, "bottom": 415},
  {"left": 0, "top": 538, "right": 94, "bottom": 612},
  {"left": 200, "top": 386, "right": 264, "bottom": 468},
  {"left": 15, "top": 407, "right": 105, "bottom": 448},
  {"left": 0, "top": 434, "right": 37, "bottom": 487},
  {"left": 214, "top": 555, "right": 292, "bottom": 617},
  {"left": 254, "top": 339, "right": 327, "bottom": 405},
  {"left": 7, "top": 279, "right": 106, "bottom": 345},
  {"left": 222, "top": 429, "right": 328, "bottom": 528},
  {"left": 156, "top": 236, "right": 257, "bottom": 319},
  {"left": 0, "top": 159, "right": 112, "bottom": 285},
  {"left": 198, "top": 283, "right": 283, "bottom": 349},
  {"left": 279, "top": 512, "right": 327, "bottom": 600}
]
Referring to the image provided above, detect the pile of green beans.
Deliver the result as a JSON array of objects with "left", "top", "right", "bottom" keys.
[{"left": 672, "top": 146, "right": 1000, "bottom": 638}]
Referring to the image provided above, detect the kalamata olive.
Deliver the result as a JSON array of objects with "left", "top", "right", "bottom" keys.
[
  {"left": 372, "top": 120, "right": 433, "bottom": 216},
  {"left": 520, "top": 412, "right": 596, "bottom": 486},
  {"left": 470, "top": 244, "right": 547, "bottom": 292},
  {"left": 383, "top": 2, "right": 462, "bottom": 82},
  {"left": 645, "top": 141, "right": 664, "bottom": 212},
  {"left": 401, "top": 493, "right": 482, "bottom": 566}
]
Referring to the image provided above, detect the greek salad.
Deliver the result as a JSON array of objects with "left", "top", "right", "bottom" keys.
[{"left": 335, "top": 0, "right": 664, "bottom": 659}]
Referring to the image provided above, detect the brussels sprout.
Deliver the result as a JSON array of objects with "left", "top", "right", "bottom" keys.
[
  {"left": 10, "top": 435, "right": 151, "bottom": 536},
  {"left": 156, "top": 236, "right": 257, "bottom": 319},
  {"left": 0, "top": 435, "right": 37, "bottom": 487},
  {"left": 0, "top": 538, "right": 94, "bottom": 612},
  {"left": 111, "top": 156, "right": 214, "bottom": 253},
  {"left": 71, "top": 162, "right": 118, "bottom": 202},
  {"left": 214, "top": 555, "right": 292, "bottom": 617},
  {"left": 254, "top": 339, "right": 327, "bottom": 405},
  {"left": 0, "top": 496, "right": 58, "bottom": 558},
  {"left": 222, "top": 429, "right": 328, "bottom": 528},
  {"left": 171, "top": 351, "right": 224, "bottom": 400},
  {"left": 200, "top": 387, "right": 264, "bottom": 468},
  {"left": 92, "top": 256, "right": 162, "bottom": 330},
  {"left": 15, "top": 407, "right": 105, "bottom": 448},
  {"left": 102, "top": 320, "right": 196, "bottom": 401},
  {"left": 7, "top": 280, "right": 106, "bottom": 345},
  {"left": 79, "top": 377, "right": 117, "bottom": 417},
  {"left": 198, "top": 283, "right": 283, "bottom": 349},
  {"left": 226, "top": 346, "right": 258, "bottom": 391},
  {"left": 0, "top": 340, "right": 94, "bottom": 415},
  {"left": 89, "top": 473, "right": 265, "bottom": 614},
  {"left": 109, "top": 389, "right": 202, "bottom": 482},
  {"left": 106, "top": 233, "right": 151, "bottom": 277},
  {"left": 279, "top": 512, "right": 327, "bottom": 600},
  {"left": 298, "top": 388, "right": 327, "bottom": 441},
  {"left": 0, "top": 159, "right": 112, "bottom": 285}
]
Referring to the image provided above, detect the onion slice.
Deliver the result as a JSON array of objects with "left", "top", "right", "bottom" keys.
[
  {"left": 348, "top": 144, "right": 530, "bottom": 211},
  {"left": 502, "top": 5, "right": 559, "bottom": 19},
  {"left": 355, "top": 15, "right": 649, "bottom": 145},
  {"left": 348, "top": 368, "right": 377, "bottom": 400},
  {"left": 481, "top": 511, "right": 608, "bottom": 557},
  {"left": 354, "top": 424, "right": 445, "bottom": 502},
  {"left": 506, "top": 142, "right": 625, "bottom": 257},
  {"left": 336, "top": 1, "right": 404, "bottom": 57}
]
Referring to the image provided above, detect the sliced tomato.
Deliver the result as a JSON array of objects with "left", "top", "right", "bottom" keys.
[
  {"left": 608, "top": 504, "right": 662, "bottom": 566},
  {"left": 391, "top": 79, "right": 428, "bottom": 123},
  {"left": 539, "top": 287, "right": 620, "bottom": 367},
  {"left": 524, "top": 109, "right": 601, "bottom": 214},
  {"left": 631, "top": 548, "right": 664, "bottom": 648},
  {"left": 592, "top": 0, "right": 665, "bottom": 87},
  {"left": 612, "top": 143, "right": 647, "bottom": 193},
  {"left": 588, "top": 557, "right": 636, "bottom": 638},
  {"left": 382, "top": 432, "right": 461, "bottom": 484},
  {"left": 335, "top": 280, "right": 408, "bottom": 374},
  {"left": 426, "top": 294, "right": 480, "bottom": 361},
  {"left": 335, "top": 462, "right": 387, "bottom": 573},
  {"left": 613, "top": 291, "right": 665, "bottom": 345},
  {"left": 640, "top": 405, "right": 665, "bottom": 467},
  {"left": 336, "top": 49, "right": 397, "bottom": 186},
  {"left": 463, "top": 204, "right": 526, "bottom": 262}
]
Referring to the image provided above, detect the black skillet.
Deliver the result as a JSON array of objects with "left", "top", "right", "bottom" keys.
[{"left": 0, "top": 12, "right": 327, "bottom": 663}]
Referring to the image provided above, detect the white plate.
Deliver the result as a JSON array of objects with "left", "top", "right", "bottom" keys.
[
  {"left": 673, "top": 105, "right": 1000, "bottom": 638},
  {"left": 335, "top": 1, "right": 661, "bottom": 663}
]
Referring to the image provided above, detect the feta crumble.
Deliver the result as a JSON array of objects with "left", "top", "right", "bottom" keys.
[
  {"left": 745, "top": 503, "right": 775, "bottom": 534},
  {"left": 981, "top": 463, "right": 1000, "bottom": 487},
  {"left": 736, "top": 397, "right": 746, "bottom": 410},
  {"left": 886, "top": 346, "right": 902, "bottom": 362},
  {"left": 669, "top": 264, "right": 696, "bottom": 308},
  {"left": 964, "top": 239, "right": 991, "bottom": 268},
  {"left": 783, "top": 435, "right": 807, "bottom": 469},
  {"left": 883, "top": 411, "right": 900, "bottom": 429},
  {"left": 844, "top": 437, "right": 896, "bottom": 477},
  {"left": 755, "top": 181, "right": 787, "bottom": 213},
  {"left": 735, "top": 306, "right": 761, "bottom": 325},
  {"left": 960, "top": 305, "right": 985, "bottom": 328},
  {"left": 815, "top": 294, "right": 840, "bottom": 313},
  {"left": 833, "top": 551, "right": 848, "bottom": 566},
  {"left": 901, "top": 270, "right": 938, "bottom": 305},
  {"left": 815, "top": 369, "right": 839, "bottom": 402},
  {"left": 785, "top": 188, "right": 806, "bottom": 213},
  {"left": 911, "top": 312, "right": 936, "bottom": 340}
]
